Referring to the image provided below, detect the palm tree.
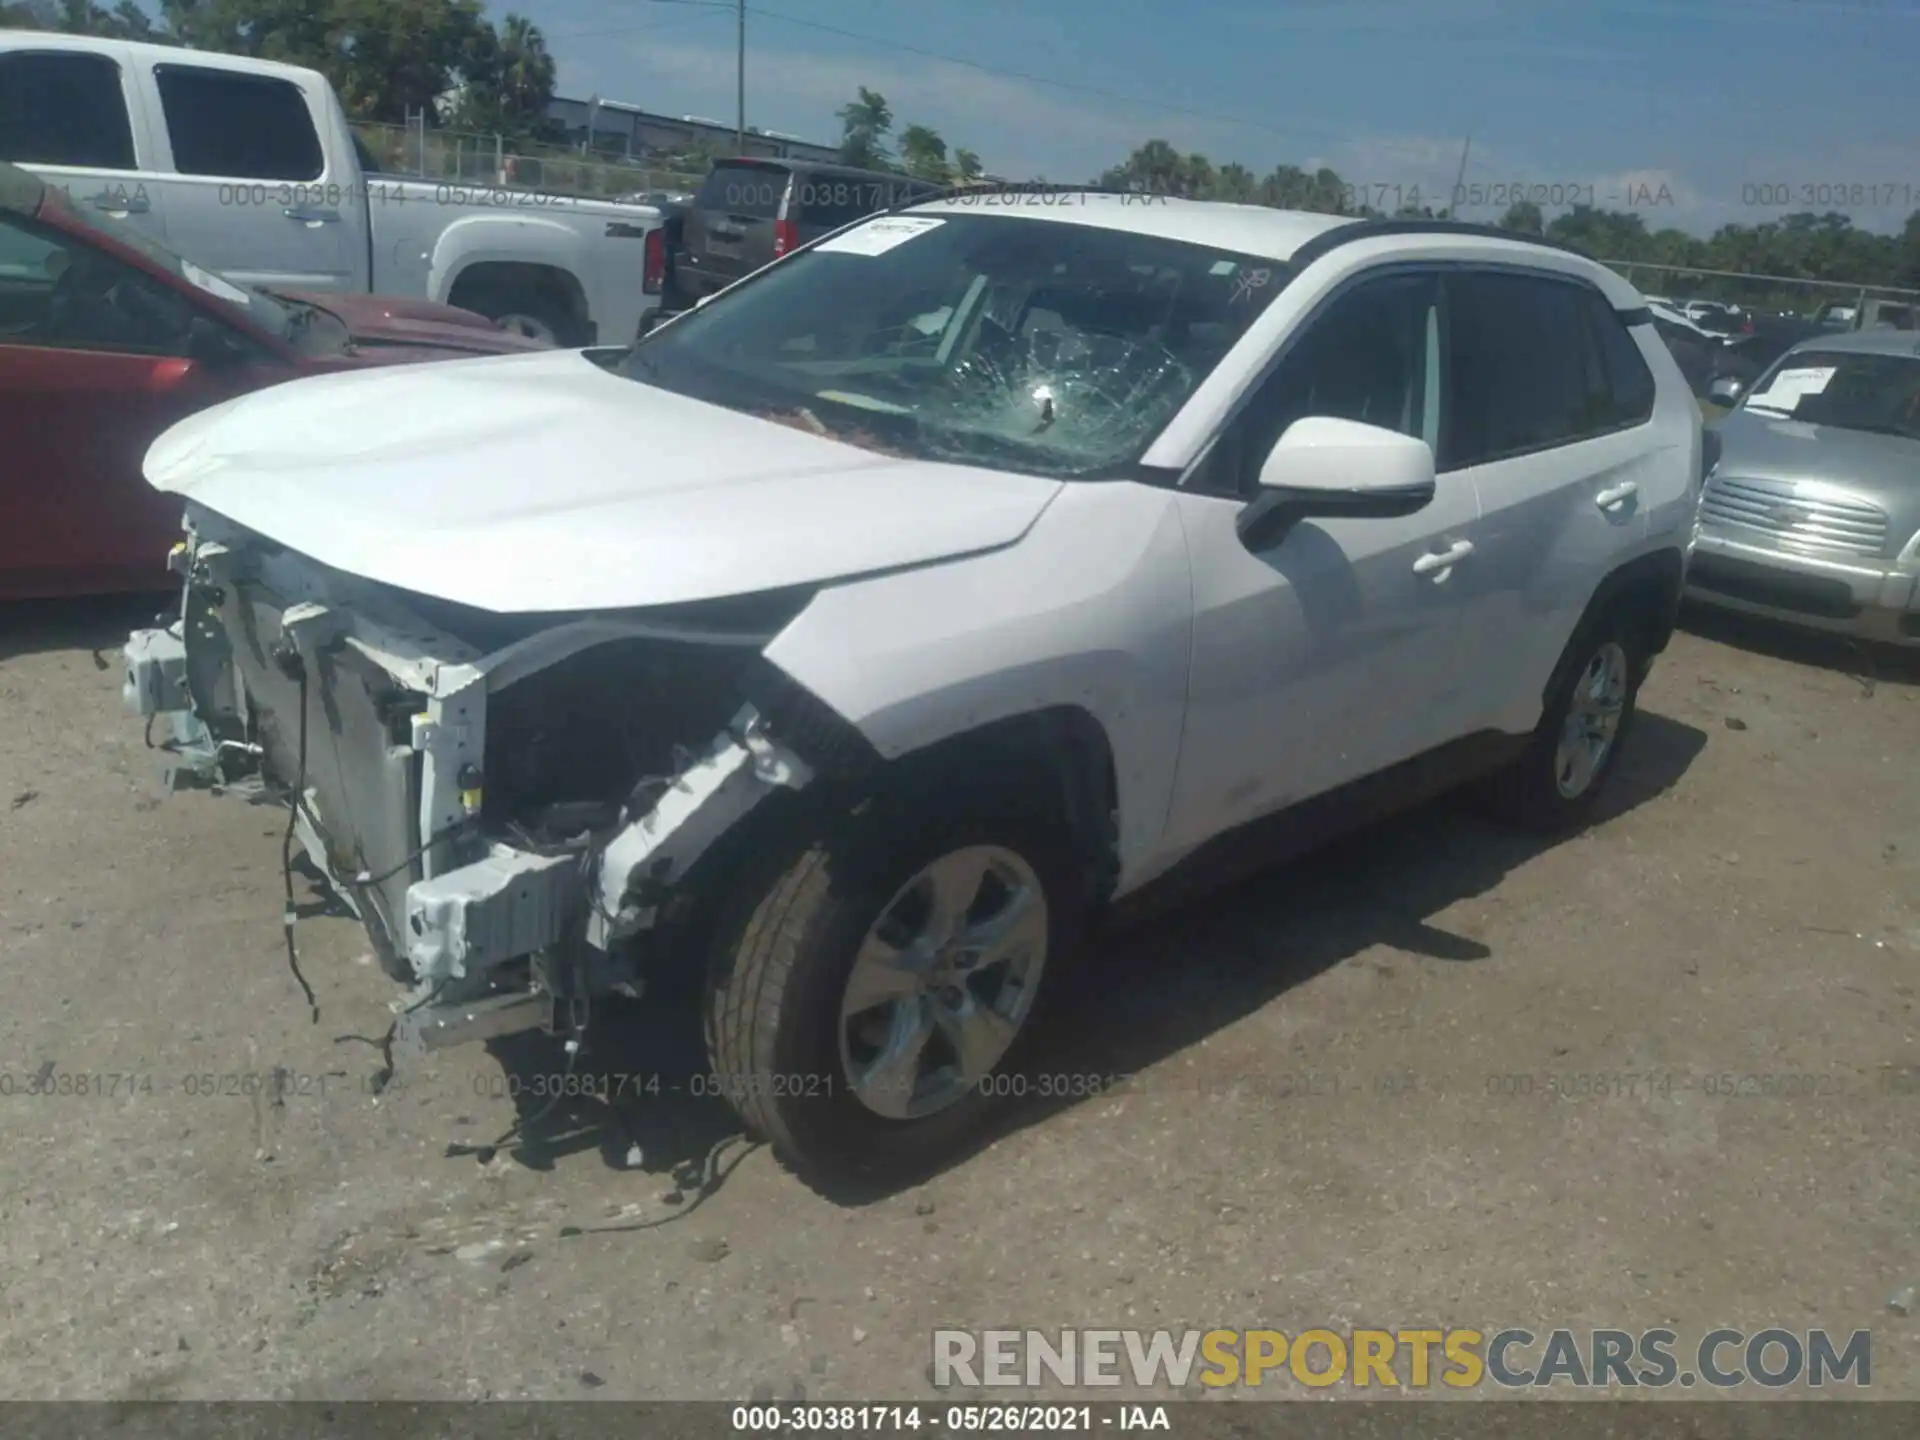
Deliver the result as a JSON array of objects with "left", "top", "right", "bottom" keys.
[
  {"left": 494, "top": 14, "right": 555, "bottom": 121},
  {"left": 837, "top": 87, "right": 893, "bottom": 170}
]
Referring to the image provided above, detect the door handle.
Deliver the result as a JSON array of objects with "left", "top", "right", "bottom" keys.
[
  {"left": 89, "top": 191, "right": 149, "bottom": 215},
  {"left": 1412, "top": 540, "right": 1474, "bottom": 576},
  {"left": 283, "top": 206, "right": 342, "bottom": 224},
  {"left": 1595, "top": 481, "right": 1639, "bottom": 509}
]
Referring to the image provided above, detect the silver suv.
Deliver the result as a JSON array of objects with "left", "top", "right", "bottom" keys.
[{"left": 123, "top": 196, "right": 1701, "bottom": 1187}]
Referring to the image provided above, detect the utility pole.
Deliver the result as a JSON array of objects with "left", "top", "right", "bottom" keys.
[
  {"left": 1449, "top": 134, "right": 1472, "bottom": 217},
  {"left": 736, "top": 0, "right": 746, "bottom": 151}
]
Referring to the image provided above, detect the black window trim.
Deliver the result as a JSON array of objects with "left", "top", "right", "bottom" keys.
[
  {"left": 1175, "top": 256, "right": 1657, "bottom": 496},
  {"left": 1436, "top": 263, "right": 1658, "bottom": 471},
  {"left": 0, "top": 47, "right": 138, "bottom": 172},
  {"left": 1176, "top": 259, "right": 1446, "bottom": 497},
  {"left": 151, "top": 61, "right": 325, "bottom": 182}
]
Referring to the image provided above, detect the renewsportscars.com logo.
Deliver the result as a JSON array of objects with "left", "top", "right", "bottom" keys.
[{"left": 931, "top": 1327, "right": 1872, "bottom": 1391}]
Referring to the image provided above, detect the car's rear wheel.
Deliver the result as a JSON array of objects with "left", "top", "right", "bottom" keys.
[
  {"left": 460, "top": 285, "right": 576, "bottom": 346},
  {"left": 703, "top": 783, "right": 1084, "bottom": 1190},
  {"left": 1477, "top": 610, "right": 1647, "bottom": 831}
]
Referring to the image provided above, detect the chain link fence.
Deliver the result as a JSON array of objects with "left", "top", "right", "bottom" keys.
[
  {"left": 352, "top": 120, "right": 707, "bottom": 201},
  {"left": 1598, "top": 258, "right": 1920, "bottom": 318}
]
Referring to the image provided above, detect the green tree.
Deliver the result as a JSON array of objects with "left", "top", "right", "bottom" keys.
[
  {"left": 953, "top": 147, "right": 984, "bottom": 182},
  {"left": 446, "top": 10, "right": 557, "bottom": 140},
  {"left": 836, "top": 87, "right": 893, "bottom": 170},
  {"left": 1096, "top": 139, "right": 1220, "bottom": 198},
  {"left": 899, "top": 123, "right": 950, "bottom": 183},
  {"left": 1498, "top": 200, "right": 1545, "bottom": 234}
]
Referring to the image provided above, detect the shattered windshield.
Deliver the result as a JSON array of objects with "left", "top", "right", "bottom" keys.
[{"left": 619, "top": 211, "right": 1291, "bottom": 478}]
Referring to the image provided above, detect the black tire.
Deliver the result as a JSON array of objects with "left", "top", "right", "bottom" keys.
[
  {"left": 459, "top": 285, "right": 576, "bottom": 347},
  {"left": 703, "top": 781, "right": 1086, "bottom": 1191},
  {"left": 1476, "top": 607, "right": 1648, "bottom": 832}
]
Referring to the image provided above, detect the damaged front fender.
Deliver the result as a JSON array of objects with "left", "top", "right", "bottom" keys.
[{"left": 585, "top": 705, "right": 814, "bottom": 949}]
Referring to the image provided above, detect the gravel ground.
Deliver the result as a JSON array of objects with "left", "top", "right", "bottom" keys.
[{"left": 0, "top": 595, "right": 1915, "bottom": 1402}]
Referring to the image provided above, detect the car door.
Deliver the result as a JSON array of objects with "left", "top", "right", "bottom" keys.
[
  {"left": 0, "top": 209, "right": 264, "bottom": 599},
  {"left": 140, "top": 59, "right": 360, "bottom": 292},
  {"left": 1159, "top": 267, "right": 1481, "bottom": 857},
  {"left": 0, "top": 43, "right": 173, "bottom": 248},
  {"left": 1436, "top": 269, "right": 1658, "bottom": 738}
]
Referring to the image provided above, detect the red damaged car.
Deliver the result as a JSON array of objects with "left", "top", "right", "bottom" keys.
[{"left": 0, "top": 160, "right": 548, "bottom": 600}]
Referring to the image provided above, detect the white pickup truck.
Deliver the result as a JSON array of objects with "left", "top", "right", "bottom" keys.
[{"left": 0, "top": 32, "right": 666, "bottom": 345}]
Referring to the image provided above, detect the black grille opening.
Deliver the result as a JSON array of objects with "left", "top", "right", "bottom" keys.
[{"left": 1688, "top": 554, "right": 1861, "bottom": 619}]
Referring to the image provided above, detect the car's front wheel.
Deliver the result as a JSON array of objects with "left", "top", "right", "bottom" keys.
[{"left": 703, "top": 784, "right": 1084, "bottom": 1189}]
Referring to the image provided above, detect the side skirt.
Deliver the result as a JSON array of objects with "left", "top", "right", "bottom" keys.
[{"left": 1103, "top": 729, "right": 1530, "bottom": 930}]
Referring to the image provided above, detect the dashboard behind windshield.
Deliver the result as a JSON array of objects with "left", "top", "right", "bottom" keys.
[
  {"left": 1743, "top": 348, "right": 1920, "bottom": 440},
  {"left": 621, "top": 211, "right": 1292, "bottom": 478}
]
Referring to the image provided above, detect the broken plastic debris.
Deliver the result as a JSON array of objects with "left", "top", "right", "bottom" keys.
[{"left": 1891, "top": 1285, "right": 1915, "bottom": 1317}]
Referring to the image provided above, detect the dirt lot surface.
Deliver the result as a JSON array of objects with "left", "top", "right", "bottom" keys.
[{"left": 1, "top": 596, "right": 1915, "bottom": 1402}]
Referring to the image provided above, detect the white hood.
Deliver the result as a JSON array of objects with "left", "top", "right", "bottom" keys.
[{"left": 146, "top": 349, "right": 1065, "bottom": 613}]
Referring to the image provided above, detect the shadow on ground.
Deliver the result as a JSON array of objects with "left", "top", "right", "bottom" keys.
[
  {"left": 0, "top": 593, "right": 173, "bottom": 666},
  {"left": 469, "top": 710, "right": 1708, "bottom": 1206},
  {"left": 1679, "top": 600, "right": 1920, "bottom": 693}
]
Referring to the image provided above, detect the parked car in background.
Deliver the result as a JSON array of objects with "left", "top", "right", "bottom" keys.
[
  {"left": 1810, "top": 297, "right": 1917, "bottom": 333},
  {"left": 1711, "top": 313, "right": 1825, "bottom": 392},
  {"left": 1690, "top": 329, "right": 1920, "bottom": 646},
  {"left": 672, "top": 157, "right": 941, "bottom": 306},
  {"left": 1648, "top": 300, "right": 1726, "bottom": 398},
  {"left": 123, "top": 202, "right": 1697, "bottom": 1185},
  {"left": 0, "top": 162, "right": 544, "bottom": 600},
  {"left": 0, "top": 33, "right": 669, "bottom": 346}
]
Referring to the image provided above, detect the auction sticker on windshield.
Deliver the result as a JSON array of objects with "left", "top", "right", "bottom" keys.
[
  {"left": 816, "top": 216, "right": 946, "bottom": 256},
  {"left": 1748, "top": 365, "right": 1835, "bottom": 414},
  {"left": 181, "top": 260, "right": 252, "bottom": 306}
]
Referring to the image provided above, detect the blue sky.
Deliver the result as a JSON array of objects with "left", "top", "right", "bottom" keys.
[{"left": 518, "top": 0, "right": 1920, "bottom": 235}]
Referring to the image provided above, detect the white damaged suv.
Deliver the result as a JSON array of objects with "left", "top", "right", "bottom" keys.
[{"left": 124, "top": 191, "right": 1702, "bottom": 1187}]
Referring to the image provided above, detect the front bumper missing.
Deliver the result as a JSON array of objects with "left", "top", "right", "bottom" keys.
[{"left": 123, "top": 522, "right": 816, "bottom": 1050}]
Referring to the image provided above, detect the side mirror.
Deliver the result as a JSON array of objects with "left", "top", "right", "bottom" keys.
[
  {"left": 1236, "top": 416, "right": 1437, "bottom": 551},
  {"left": 185, "top": 316, "right": 244, "bottom": 367},
  {"left": 1708, "top": 376, "right": 1744, "bottom": 406}
]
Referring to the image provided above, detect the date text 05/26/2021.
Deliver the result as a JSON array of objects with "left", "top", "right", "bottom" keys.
[{"left": 727, "top": 1405, "right": 1170, "bottom": 1433}]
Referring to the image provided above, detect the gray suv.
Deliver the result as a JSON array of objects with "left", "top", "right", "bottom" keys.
[
  {"left": 673, "top": 158, "right": 939, "bottom": 305},
  {"left": 1689, "top": 328, "right": 1920, "bottom": 645}
]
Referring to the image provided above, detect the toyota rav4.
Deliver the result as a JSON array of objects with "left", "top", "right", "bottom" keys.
[{"left": 122, "top": 193, "right": 1702, "bottom": 1187}]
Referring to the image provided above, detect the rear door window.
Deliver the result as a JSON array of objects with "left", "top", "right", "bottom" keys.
[
  {"left": 696, "top": 163, "right": 788, "bottom": 219},
  {"left": 0, "top": 51, "right": 136, "bottom": 169},
  {"left": 154, "top": 65, "right": 324, "bottom": 181},
  {"left": 1442, "top": 270, "right": 1626, "bottom": 467}
]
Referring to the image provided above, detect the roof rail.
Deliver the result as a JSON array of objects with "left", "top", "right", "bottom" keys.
[
  {"left": 881, "top": 178, "right": 1165, "bottom": 218},
  {"left": 1286, "top": 216, "right": 1608, "bottom": 271}
]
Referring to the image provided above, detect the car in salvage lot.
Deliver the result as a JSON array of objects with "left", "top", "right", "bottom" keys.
[
  {"left": 1, "top": 33, "right": 670, "bottom": 347},
  {"left": 120, "top": 196, "right": 1702, "bottom": 1188},
  {"left": 0, "top": 161, "right": 547, "bottom": 600},
  {"left": 1689, "top": 328, "right": 1920, "bottom": 646}
]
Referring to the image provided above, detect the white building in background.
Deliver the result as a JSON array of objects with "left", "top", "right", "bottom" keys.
[{"left": 546, "top": 95, "right": 841, "bottom": 165}]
